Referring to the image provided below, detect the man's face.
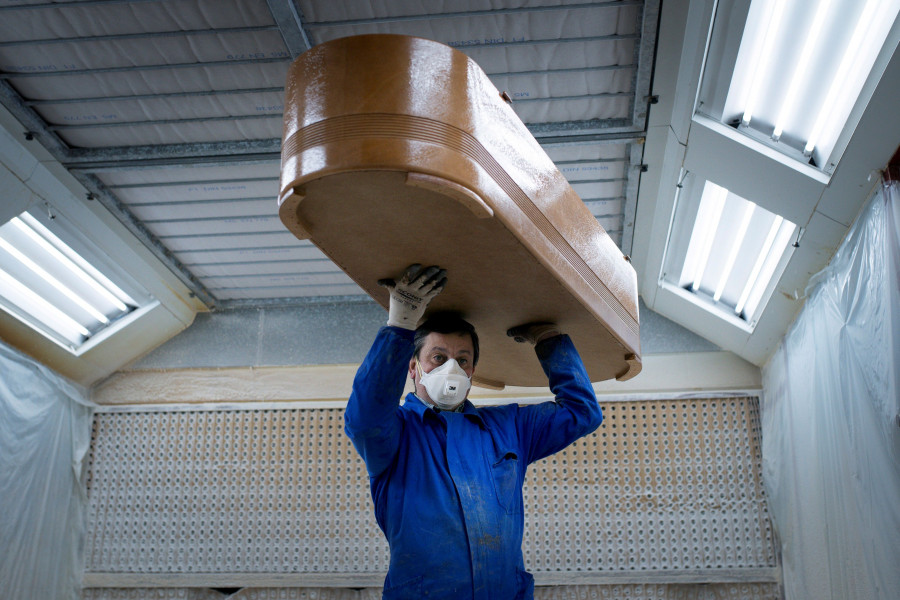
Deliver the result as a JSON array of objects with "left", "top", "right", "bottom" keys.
[{"left": 408, "top": 331, "right": 476, "bottom": 405}]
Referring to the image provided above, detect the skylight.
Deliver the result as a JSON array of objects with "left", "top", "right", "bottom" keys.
[
  {"left": 0, "top": 211, "right": 145, "bottom": 352},
  {"left": 662, "top": 179, "right": 797, "bottom": 328}
]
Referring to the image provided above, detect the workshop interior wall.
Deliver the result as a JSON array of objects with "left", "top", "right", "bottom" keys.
[{"left": 3, "top": 186, "right": 896, "bottom": 600}]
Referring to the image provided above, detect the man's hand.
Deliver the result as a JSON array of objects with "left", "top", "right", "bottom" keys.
[
  {"left": 378, "top": 264, "right": 447, "bottom": 330},
  {"left": 507, "top": 322, "right": 561, "bottom": 346}
]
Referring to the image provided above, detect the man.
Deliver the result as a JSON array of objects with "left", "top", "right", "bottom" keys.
[{"left": 344, "top": 264, "right": 603, "bottom": 599}]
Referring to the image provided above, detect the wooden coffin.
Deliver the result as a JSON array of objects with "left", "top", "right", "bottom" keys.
[{"left": 279, "top": 34, "right": 640, "bottom": 389}]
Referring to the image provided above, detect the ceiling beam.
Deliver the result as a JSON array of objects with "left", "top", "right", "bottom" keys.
[
  {"left": 0, "top": 0, "right": 158, "bottom": 10},
  {"left": 304, "top": 1, "right": 641, "bottom": 27},
  {"left": 631, "top": 0, "right": 661, "bottom": 129},
  {"left": 0, "top": 79, "right": 71, "bottom": 157},
  {"left": 60, "top": 123, "right": 647, "bottom": 172},
  {"left": 266, "top": 0, "right": 314, "bottom": 57},
  {"left": 0, "top": 57, "right": 289, "bottom": 79},
  {"left": 621, "top": 142, "right": 644, "bottom": 257},
  {"left": 62, "top": 140, "right": 282, "bottom": 171},
  {"left": 25, "top": 87, "right": 285, "bottom": 106},
  {"left": 0, "top": 25, "right": 279, "bottom": 48}
]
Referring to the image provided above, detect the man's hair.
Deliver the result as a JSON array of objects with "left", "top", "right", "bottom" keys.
[{"left": 414, "top": 312, "right": 479, "bottom": 366}]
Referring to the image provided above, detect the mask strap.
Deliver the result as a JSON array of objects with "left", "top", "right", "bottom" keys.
[{"left": 415, "top": 358, "right": 424, "bottom": 379}]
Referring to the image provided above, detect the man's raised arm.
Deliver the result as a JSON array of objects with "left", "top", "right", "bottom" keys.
[{"left": 343, "top": 264, "right": 447, "bottom": 477}]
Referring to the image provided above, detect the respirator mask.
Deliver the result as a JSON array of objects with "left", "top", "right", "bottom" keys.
[{"left": 417, "top": 358, "right": 472, "bottom": 410}]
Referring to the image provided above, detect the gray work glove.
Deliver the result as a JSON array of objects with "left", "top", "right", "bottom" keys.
[
  {"left": 378, "top": 264, "right": 447, "bottom": 330},
  {"left": 507, "top": 322, "right": 561, "bottom": 346}
]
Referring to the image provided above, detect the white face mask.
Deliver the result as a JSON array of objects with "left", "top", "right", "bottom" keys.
[{"left": 417, "top": 358, "right": 472, "bottom": 410}]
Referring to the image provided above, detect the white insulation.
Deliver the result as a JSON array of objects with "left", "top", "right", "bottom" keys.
[{"left": 761, "top": 180, "right": 900, "bottom": 600}]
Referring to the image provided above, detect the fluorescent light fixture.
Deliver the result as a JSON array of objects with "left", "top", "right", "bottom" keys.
[
  {"left": 734, "top": 215, "right": 783, "bottom": 315},
  {"left": 684, "top": 182, "right": 728, "bottom": 291},
  {"left": 0, "top": 267, "right": 91, "bottom": 341},
  {"left": 712, "top": 0, "right": 900, "bottom": 169},
  {"left": 740, "top": 219, "right": 797, "bottom": 320},
  {"left": 664, "top": 180, "right": 797, "bottom": 327},
  {"left": 772, "top": 0, "right": 833, "bottom": 140},
  {"left": 0, "top": 235, "right": 110, "bottom": 324},
  {"left": 13, "top": 215, "right": 132, "bottom": 312},
  {"left": 0, "top": 210, "right": 145, "bottom": 351},
  {"left": 713, "top": 201, "right": 754, "bottom": 302}
]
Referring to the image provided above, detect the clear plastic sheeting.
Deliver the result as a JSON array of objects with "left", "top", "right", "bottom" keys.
[
  {"left": 761, "top": 180, "right": 900, "bottom": 600},
  {"left": 0, "top": 341, "right": 94, "bottom": 600}
]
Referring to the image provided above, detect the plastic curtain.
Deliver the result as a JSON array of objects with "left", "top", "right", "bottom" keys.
[
  {"left": 0, "top": 341, "right": 94, "bottom": 600},
  {"left": 761, "top": 180, "right": 900, "bottom": 600}
]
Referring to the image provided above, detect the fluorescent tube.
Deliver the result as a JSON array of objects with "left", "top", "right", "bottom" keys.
[
  {"left": 741, "top": 0, "right": 789, "bottom": 126},
  {"left": 735, "top": 215, "right": 783, "bottom": 315},
  {"left": 713, "top": 201, "right": 754, "bottom": 302},
  {"left": 688, "top": 183, "right": 728, "bottom": 292},
  {"left": 773, "top": 0, "right": 833, "bottom": 140},
  {"left": 13, "top": 215, "right": 130, "bottom": 312},
  {"left": 0, "top": 237, "right": 110, "bottom": 324},
  {"left": 0, "top": 267, "right": 91, "bottom": 343},
  {"left": 804, "top": 0, "right": 881, "bottom": 155}
]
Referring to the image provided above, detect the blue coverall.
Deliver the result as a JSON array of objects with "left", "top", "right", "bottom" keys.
[{"left": 344, "top": 325, "right": 603, "bottom": 600}]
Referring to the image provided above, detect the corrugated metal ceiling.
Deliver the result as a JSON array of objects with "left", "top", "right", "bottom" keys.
[{"left": 0, "top": 0, "right": 658, "bottom": 308}]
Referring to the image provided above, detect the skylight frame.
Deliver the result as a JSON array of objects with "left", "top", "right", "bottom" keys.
[
  {"left": 697, "top": 0, "right": 900, "bottom": 173},
  {"left": 660, "top": 175, "right": 798, "bottom": 329},
  {"left": 0, "top": 206, "right": 154, "bottom": 354}
]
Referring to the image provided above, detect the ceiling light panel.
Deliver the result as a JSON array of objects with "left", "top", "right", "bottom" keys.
[
  {"left": 700, "top": 0, "right": 900, "bottom": 171},
  {"left": 0, "top": 210, "right": 150, "bottom": 352},
  {"left": 662, "top": 178, "right": 797, "bottom": 327}
]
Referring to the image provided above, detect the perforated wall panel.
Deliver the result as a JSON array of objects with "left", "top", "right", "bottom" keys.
[
  {"left": 84, "top": 397, "right": 777, "bottom": 584},
  {"left": 82, "top": 583, "right": 782, "bottom": 600},
  {"left": 522, "top": 399, "right": 776, "bottom": 572},
  {"left": 81, "top": 590, "right": 228, "bottom": 600},
  {"left": 85, "top": 409, "right": 387, "bottom": 574},
  {"left": 534, "top": 584, "right": 780, "bottom": 600}
]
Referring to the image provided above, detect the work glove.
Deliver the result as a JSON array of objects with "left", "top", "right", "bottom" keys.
[
  {"left": 507, "top": 322, "right": 561, "bottom": 346},
  {"left": 378, "top": 264, "right": 447, "bottom": 330}
]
